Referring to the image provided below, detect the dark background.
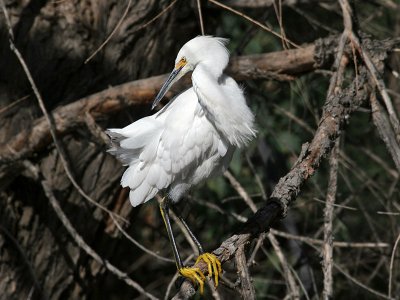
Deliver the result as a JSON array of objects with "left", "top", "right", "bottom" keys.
[{"left": 0, "top": 0, "right": 399, "bottom": 299}]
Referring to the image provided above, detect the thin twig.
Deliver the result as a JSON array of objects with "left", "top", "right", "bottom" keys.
[
  {"left": 273, "top": 104, "right": 315, "bottom": 134},
  {"left": 196, "top": 0, "right": 205, "bottom": 35},
  {"left": 361, "top": 147, "right": 399, "bottom": 179},
  {"left": 0, "top": 95, "right": 30, "bottom": 116},
  {"left": 370, "top": 92, "right": 400, "bottom": 172},
  {"left": 290, "top": 5, "right": 338, "bottom": 34},
  {"left": 247, "top": 232, "right": 265, "bottom": 267},
  {"left": 270, "top": 229, "right": 390, "bottom": 248},
  {"left": 207, "top": 279, "right": 222, "bottom": 300},
  {"left": 322, "top": 139, "right": 339, "bottom": 300},
  {"left": 208, "top": 0, "right": 300, "bottom": 49},
  {"left": 268, "top": 233, "right": 300, "bottom": 299},
  {"left": 42, "top": 180, "right": 158, "bottom": 300},
  {"left": 110, "top": 213, "right": 174, "bottom": 263},
  {"left": 353, "top": 34, "right": 400, "bottom": 143},
  {"left": 130, "top": 0, "right": 180, "bottom": 35},
  {"left": 272, "top": 0, "right": 289, "bottom": 49},
  {"left": 304, "top": 236, "right": 394, "bottom": 300},
  {"left": 388, "top": 231, "right": 400, "bottom": 298},
  {"left": 334, "top": 263, "right": 394, "bottom": 300},
  {"left": 85, "top": 0, "right": 133, "bottom": 63},
  {"left": 198, "top": 178, "right": 298, "bottom": 299},
  {"left": 235, "top": 244, "right": 255, "bottom": 299},
  {"left": 0, "top": 0, "right": 14, "bottom": 40},
  {"left": 224, "top": 170, "right": 257, "bottom": 212},
  {"left": 169, "top": 209, "right": 200, "bottom": 256},
  {"left": 245, "top": 154, "right": 267, "bottom": 201}
]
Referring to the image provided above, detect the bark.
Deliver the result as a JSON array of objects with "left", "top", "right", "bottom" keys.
[{"left": 0, "top": 1, "right": 195, "bottom": 299}]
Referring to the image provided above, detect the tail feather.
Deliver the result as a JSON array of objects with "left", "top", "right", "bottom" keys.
[
  {"left": 106, "top": 117, "right": 164, "bottom": 206},
  {"left": 129, "top": 183, "right": 158, "bottom": 207}
]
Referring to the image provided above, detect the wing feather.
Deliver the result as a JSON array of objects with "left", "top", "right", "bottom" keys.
[{"left": 107, "top": 88, "right": 229, "bottom": 206}]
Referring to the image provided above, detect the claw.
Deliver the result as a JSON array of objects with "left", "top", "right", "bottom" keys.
[
  {"left": 179, "top": 267, "right": 206, "bottom": 294},
  {"left": 195, "top": 253, "right": 222, "bottom": 287},
  {"left": 179, "top": 253, "right": 223, "bottom": 294}
]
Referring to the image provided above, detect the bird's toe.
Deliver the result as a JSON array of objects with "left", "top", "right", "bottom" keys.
[
  {"left": 179, "top": 266, "right": 206, "bottom": 294},
  {"left": 195, "top": 252, "right": 222, "bottom": 287}
]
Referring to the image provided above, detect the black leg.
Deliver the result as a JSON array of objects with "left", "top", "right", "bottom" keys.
[
  {"left": 160, "top": 198, "right": 221, "bottom": 295},
  {"left": 159, "top": 197, "right": 184, "bottom": 270},
  {"left": 170, "top": 205, "right": 204, "bottom": 254}
]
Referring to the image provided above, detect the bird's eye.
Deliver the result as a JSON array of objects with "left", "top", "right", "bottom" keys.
[{"left": 175, "top": 57, "right": 187, "bottom": 69}]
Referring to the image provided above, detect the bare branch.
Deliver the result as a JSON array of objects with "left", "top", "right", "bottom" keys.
[
  {"left": 196, "top": 0, "right": 205, "bottom": 35},
  {"left": 172, "top": 32, "right": 373, "bottom": 300},
  {"left": 85, "top": 0, "right": 133, "bottom": 63},
  {"left": 371, "top": 93, "right": 400, "bottom": 172},
  {"left": 322, "top": 139, "right": 339, "bottom": 300},
  {"left": 388, "top": 231, "right": 400, "bottom": 299},
  {"left": 224, "top": 170, "right": 257, "bottom": 212},
  {"left": 209, "top": 0, "right": 300, "bottom": 48},
  {"left": 268, "top": 233, "right": 300, "bottom": 299},
  {"left": 235, "top": 244, "right": 256, "bottom": 299},
  {"left": 270, "top": 229, "right": 390, "bottom": 249}
]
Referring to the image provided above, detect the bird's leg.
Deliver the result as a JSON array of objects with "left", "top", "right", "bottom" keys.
[
  {"left": 171, "top": 205, "right": 223, "bottom": 288},
  {"left": 159, "top": 197, "right": 206, "bottom": 293},
  {"left": 171, "top": 206, "right": 204, "bottom": 254},
  {"left": 159, "top": 197, "right": 183, "bottom": 269}
]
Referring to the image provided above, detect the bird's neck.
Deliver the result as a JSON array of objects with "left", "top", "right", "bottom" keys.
[
  {"left": 192, "top": 65, "right": 256, "bottom": 148},
  {"left": 195, "top": 60, "right": 225, "bottom": 80}
]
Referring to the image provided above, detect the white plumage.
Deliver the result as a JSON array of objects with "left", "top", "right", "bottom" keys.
[{"left": 107, "top": 36, "right": 256, "bottom": 207}]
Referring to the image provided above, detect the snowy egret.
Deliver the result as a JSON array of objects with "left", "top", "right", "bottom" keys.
[{"left": 107, "top": 36, "right": 256, "bottom": 293}]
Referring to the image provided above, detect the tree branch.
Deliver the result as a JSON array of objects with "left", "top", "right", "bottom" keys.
[
  {"left": 322, "top": 139, "right": 339, "bottom": 300},
  {"left": 171, "top": 49, "right": 372, "bottom": 300},
  {"left": 235, "top": 244, "right": 256, "bottom": 300}
]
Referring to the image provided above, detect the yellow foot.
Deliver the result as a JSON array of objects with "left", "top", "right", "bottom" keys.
[
  {"left": 179, "top": 253, "right": 222, "bottom": 294},
  {"left": 179, "top": 266, "right": 206, "bottom": 294}
]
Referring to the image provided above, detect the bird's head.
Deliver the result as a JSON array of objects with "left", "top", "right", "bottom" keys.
[{"left": 152, "top": 36, "right": 229, "bottom": 110}]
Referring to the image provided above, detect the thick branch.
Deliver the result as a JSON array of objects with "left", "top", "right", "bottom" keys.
[{"left": 172, "top": 64, "right": 370, "bottom": 299}]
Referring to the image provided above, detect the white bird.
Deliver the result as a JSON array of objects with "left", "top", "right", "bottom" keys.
[{"left": 107, "top": 36, "right": 256, "bottom": 293}]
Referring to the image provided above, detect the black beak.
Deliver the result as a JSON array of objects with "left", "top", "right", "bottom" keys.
[{"left": 152, "top": 67, "right": 183, "bottom": 110}]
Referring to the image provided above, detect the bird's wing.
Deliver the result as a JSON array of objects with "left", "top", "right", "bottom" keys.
[
  {"left": 107, "top": 116, "right": 164, "bottom": 206},
  {"left": 192, "top": 68, "right": 256, "bottom": 147},
  {"left": 107, "top": 89, "right": 225, "bottom": 207}
]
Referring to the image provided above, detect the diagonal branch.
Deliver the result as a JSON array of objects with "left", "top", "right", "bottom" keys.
[
  {"left": 172, "top": 61, "right": 370, "bottom": 298},
  {"left": 172, "top": 3, "right": 400, "bottom": 297}
]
